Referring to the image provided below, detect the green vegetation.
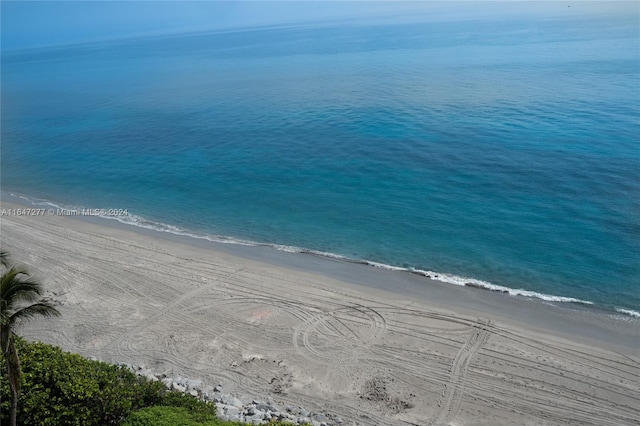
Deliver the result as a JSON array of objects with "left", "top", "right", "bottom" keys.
[
  {"left": 1, "top": 250, "right": 61, "bottom": 426},
  {"left": 0, "top": 338, "right": 303, "bottom": 425},
  {"left": 1, "top": 337, "right": 165, "bottom": 425},
  {"left": 123, "top": 406, "right": 220, "bottom": 426}
]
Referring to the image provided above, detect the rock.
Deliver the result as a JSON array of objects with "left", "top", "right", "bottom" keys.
[
  {"left": 226, "top": 413, "right": 241, "bottom": 422},
  {"left": 201, "top": 385, "right": 213, "bottom": 395},
  {"left": 246, "top": 412, "right": 265, "bottom": 423},
  {"left": 256, "top": 402, "right": 275, "bottom": 412},
  {"left": 123, "top": 371, "right": 342, "bottom": 426},
  {"left": 221, "top": 394, "right": 242, "bottom": 407},
  {"left": 225, "top": 406, "right": 241, "bottom": 418},
  {"left": 186, "top": 379, "right": 202, "bottom": 390}
]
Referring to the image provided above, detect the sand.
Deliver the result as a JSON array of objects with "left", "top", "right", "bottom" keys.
[{"left": 1, "top": 202, "right": 639, "bottom": 425}]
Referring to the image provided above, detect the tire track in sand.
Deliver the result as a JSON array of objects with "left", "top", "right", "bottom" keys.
[
  {"left": 292, "top": 304, "right": 387, "bottom": 364},
  {"left": 432, "top": 320, "right": 490, "bottom": 426}
]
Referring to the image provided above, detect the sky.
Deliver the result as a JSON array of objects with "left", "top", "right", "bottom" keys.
[
  {"left": 1, "top": 1, "right": 635, "bottom": 51},
  {"left": 1, "top": 1, "right": 439, "bottom": 50}
]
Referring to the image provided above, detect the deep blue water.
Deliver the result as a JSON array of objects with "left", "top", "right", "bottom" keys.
[{"left": 2, "top": 6, "right": 639, "bottom": 315}]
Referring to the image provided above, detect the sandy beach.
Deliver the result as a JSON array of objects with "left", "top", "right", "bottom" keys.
[{"left": 1, "top": 202, "right": 639, "bottom": 426}]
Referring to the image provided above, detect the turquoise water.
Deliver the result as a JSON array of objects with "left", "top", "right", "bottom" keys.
[{"left": 2, "top": 7, "right": 639, "bottom": 315}]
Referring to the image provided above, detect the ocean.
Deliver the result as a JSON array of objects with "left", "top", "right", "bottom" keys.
[{"left": 2, "top": 4, "right": 639, "bottom": 316}]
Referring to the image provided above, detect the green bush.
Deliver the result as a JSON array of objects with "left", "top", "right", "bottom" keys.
[
  {"left": 122, "top": 406, "right": 221, "bottom": 426},
  {"left": 0, "top": 337, "right": 165, "bottom": 425},
  {"left": 157, "top": 391, "right": 217, "bottom": 420},
  {"left": 0, "top": 338, "right": 306, "bottom": 425}
]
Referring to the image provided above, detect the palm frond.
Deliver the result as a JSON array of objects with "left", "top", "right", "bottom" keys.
[
  {"left": 8, "top": 302, "right": 60, "bottom": 328},
  {"left": 1, "top": 267, "right": 34, "bottom": 293},
  {"left": 0, "top": 251, "right": 9, "bottom": 268},
  {"left": 1, "top": 267, "right": 43, "bottom": 311}
]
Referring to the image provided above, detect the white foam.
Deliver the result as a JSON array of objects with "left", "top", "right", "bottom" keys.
[
  {"left": 615, "top": 308, "right": 640, "bottom": 318},
  {"left": 270, "top": 244, "right": 302, "bottom": 253},
  {"left": 365, "top": 261, "right": 406, "bottom": 271},
  {"left": 409, "top": 268, "right": 594, "bottom": 304},
  {"left": 106, "top": 213, "right": 258, "bottom": 247}
]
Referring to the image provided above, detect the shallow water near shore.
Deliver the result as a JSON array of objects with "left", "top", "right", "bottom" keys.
[{"left": 2, "top": 4, "right": 639, "bottom": 316}]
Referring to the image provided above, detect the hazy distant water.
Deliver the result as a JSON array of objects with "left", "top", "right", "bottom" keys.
[{"left": 2, "top": 7, "right": 639, "bottom": 314}]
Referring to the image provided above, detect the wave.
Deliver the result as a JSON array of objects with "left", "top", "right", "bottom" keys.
[
  {"left": 615, "top": 308, "right": 640, "bottom": 318},
  {"left": 6, "top": 192, "right": 638, "bottom": 318},
  {"left": 406, "top": 269, "right": 594, "bottom": 304}
]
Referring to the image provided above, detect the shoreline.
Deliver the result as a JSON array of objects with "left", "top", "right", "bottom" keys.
[
  {"left": 3, "top": 191, "right": 638, "bottom": 324},
  {"left": 1, "top": 199, "right": 639, "bottom": 425}
]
